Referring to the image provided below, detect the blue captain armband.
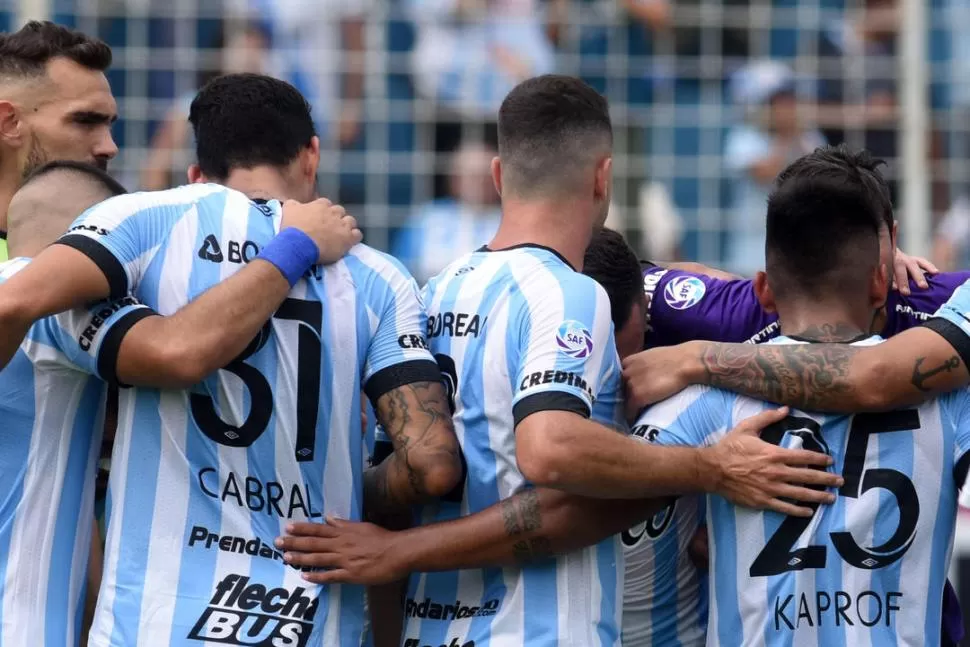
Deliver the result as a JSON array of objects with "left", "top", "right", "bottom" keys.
[{"left": 256, "top": 228, "right": 319, "bottom": 287}]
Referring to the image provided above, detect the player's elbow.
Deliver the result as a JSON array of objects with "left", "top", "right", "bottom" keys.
[
  {"left": 515, "top": 416, "right": 575, "bottom": 488},
  {"left": 412, "top": 449, "right": 463, "bottom": 499},
  {"left": 149, "top": 339, "right": 214, "bottom": 388}
]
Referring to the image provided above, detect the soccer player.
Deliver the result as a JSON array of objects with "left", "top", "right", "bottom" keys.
[
  {"left": 280, "top": 77, "right": 840, "bottom": 647},
  {"left": 0, "top": 22, "right": 119, "bottom": 259},
  {"left": 633, "top": 147, "right": 970, "bottom": 646},
  {"left": 0, "top": 159, "right": 360, "bottom": 647},
  {"left": 0, "top": 73, "right": 462, "bottom": 646}
]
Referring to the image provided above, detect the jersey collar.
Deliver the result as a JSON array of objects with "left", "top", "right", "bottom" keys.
[{"left": 476, "top": 243, "right": 576, "bottom": 271}]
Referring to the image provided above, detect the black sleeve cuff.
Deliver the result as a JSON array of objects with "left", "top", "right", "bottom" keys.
[
  {"left": 97, "top": 307, "right": 159, "bottom": 386},
  {"left": 364, "top": 359, "right": 442, "bottom": 404},
  {"left": 922, "top": 318, "right": 970, "bottom": 372},
  {"left": 57, "top": 235, "right": 129, "bottom": 299},
  {"left": 955, "top": 451, "right": 970, "bottom": 492},
  {"left": 513, "top": 391, "right": 590, "bottom": 428}
]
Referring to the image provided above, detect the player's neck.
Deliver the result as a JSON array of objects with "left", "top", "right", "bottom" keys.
[
  {"left": 489, "top": 197, "right": 595, "bottom": 271},
  {"left": 778, "top": 307, "right": 874, "bottom": 343},
  {"left": 222, "top": 167, "right": 307, "bottom": 203},
  {"left": 0, "top": 165, "right": 20, "bottom": 231}
]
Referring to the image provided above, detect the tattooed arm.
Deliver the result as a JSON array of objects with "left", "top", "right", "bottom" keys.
[
  {"left": 280, "top": 488, "right": 668, "bottom": 584},
  {"left": 364, "top": 380, "right": 463, "bottom": 521},
  {"left": 624, "top": 323, "right": 970, "bottom": 414}
]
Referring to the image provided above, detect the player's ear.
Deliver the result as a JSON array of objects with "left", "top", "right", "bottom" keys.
[
  {"left": 304, "top": 136, "right": 321, "bottom": 181},
  {"left": 187, "top": 164, "right": 205, "bottom": 184},
  {"left": 594, "top": 156, "right": 613, "bottom": 202},
  {"left": 491, "top": 157, "right": 503, "bottom": 196},
  {"left": 753, "top": 271, "right": 777, "bottom": 313},
  {"left": 871, "top": 261, "right": 890, "bottom": 310},
  {"left": 0, "top": 100, "right": 24, "bottom": 148}
]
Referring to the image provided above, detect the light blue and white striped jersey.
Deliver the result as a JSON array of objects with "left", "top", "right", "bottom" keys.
[
  {"left": 0, "top": 258, "right": 149, "bottom": 647},
  {"left": 403, "top": 245, "right": 626, "bottom": 647},
  {"left": 621, "top": 423, "right": 707, "bottom": 647},
  {"left": 634, "top": 334, "right": 970, "bottom": 647},
  {"left": 56, "top": 184, "right": 439, "bottom": 647}
]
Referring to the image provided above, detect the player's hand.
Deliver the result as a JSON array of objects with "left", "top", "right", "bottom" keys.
[
  {"left": 893, "top": 248, "right": 938, "bottom": 296},
  {"left": 700, "top": 407, "right": 844, "bottom": 518},
  {"left": 277, "top": 518, "right": 409, "bottom": 586},
  {"left": 280, "top": 198, "right": 362, "bottom": 265},
  {"left": 622, "top": 344, "right": 698, "bottom": 419}
]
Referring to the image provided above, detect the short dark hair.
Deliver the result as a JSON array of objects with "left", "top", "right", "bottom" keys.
[
  {"left": 583, "top": 227, "right": 643, "bottom": 329},
  {"left": 21, "top": 160, "right": 126, "bottom": 196},
  {"left": 0, "top": 21, "right": 111, "bottom": 79},
  {"left": 766, "top": 146, "right": 884, "bottom": 300},
  {"left": 776, "top": 144, "right": 894, "bottom": 232},
  {"left": 497, "top": 75, "right": 612, "bottom": 196},
  {"left": 189, "top": 73, "right": 316, "bottom": 180}
]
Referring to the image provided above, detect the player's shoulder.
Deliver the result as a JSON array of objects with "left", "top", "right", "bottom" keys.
[
  {"left": 635, "top": 384, "right": 723, "bottom": 427},
  {"left": 344, "top": 243, "right": 414, "bottom": 280}
]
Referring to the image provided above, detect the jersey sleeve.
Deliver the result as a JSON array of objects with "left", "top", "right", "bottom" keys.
[
  {"left": 943, "top": 389, "right": 970, "bottom": 506},
  {"left": 643, "top": 266, "right": 779, "bottom": 347},
  {"left": 510, "top": 269, "right": 620, "bottom": 427},
  {"left": 33, "top": 296, "right": 157, "bottom": 381},
  {"left": 922, "top": 277, "right": 970, "bottom": 369},
  {"left": 355, "top": 248, "right": 441, "bottom": 404},
  {"left": 631, "top": 386, "right": 731, "bottom": 449},
  {"left": 883, "top": 271, "right": 970, "bottom": 337},
  {"left": 55, "top": 190, "right": 198, "bottom": 299}
]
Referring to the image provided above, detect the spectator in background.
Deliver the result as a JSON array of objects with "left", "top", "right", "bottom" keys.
[
  {"left": 815, "top": 0, "right": 898, "bottom": 194},
  {"left": 724, "top": 61, "right": 825, "bottom": 277},
  {"left": 141, "top": 22, "right": 270, "bottom": 190},
  {"left": 392, "top": 140, "right": 501, "bottom": 284},
  {"left": 409, "top": 0, "right": 561, "bottom": 161},
  {"left": 932, "top": 195, "right": 970, "bottom": 271}
]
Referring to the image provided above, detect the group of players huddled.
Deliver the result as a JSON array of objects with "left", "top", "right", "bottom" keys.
[{"left": 3, "top": 18, "right": 970, "bottom": 647}]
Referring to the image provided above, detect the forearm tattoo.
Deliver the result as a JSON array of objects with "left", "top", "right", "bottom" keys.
[
  {"left": 698, "top": 342, "right": 856, "bottom": 410},
  {"left": 500, "top": 489, "right": 553, "bottom": 565}
]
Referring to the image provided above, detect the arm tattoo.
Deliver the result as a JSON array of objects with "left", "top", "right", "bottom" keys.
[
  {"left": 370, "top": 381, "right": 459, "bottom": 511},
  {"left": 500, "top": 489, "right": 553, "bottom": 564},
  {"left": 698, "top": 342, "right": 856, "bottom": 410},
  {"left": 911, "top": 355, "right": 961, "bottom": 392}
]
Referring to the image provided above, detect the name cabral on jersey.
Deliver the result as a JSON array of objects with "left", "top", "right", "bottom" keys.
[{"left": 189, "top": 574, "right": 318, "bottom": 647}]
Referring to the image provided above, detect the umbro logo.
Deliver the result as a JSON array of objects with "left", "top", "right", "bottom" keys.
[{"left": 197, "top": 235, "right": 224, "bottom": 262}]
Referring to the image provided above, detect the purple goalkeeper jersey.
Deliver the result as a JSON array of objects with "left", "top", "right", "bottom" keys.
[{"left": 641, "top": 263, "right": 970, "bottom": 348}]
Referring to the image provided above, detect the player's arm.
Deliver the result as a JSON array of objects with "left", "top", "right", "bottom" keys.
[
  {"left": 624, "top": 319, "right": 970, "bottom": 414},
  {"left": 281, "top": 488, "right": 666, "bottom": 584},
  {"left": 651, "top": 260, "right": 741, "bottom": 280},
  {"left": 54, "top": 200, "right": 361, "bottom": 389},
  {"left": 512, "top": 273, "right": 840, "bottom": 502},
  {"left": 359, "top": 256, "right": 462, "bottom": 518}
]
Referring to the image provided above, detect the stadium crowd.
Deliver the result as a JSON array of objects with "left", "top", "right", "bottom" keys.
[{"left": 4, "top": 16, "right": 970, "bottom": 647}]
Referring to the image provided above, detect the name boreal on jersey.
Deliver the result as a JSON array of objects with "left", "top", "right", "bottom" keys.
[
  {"left": 633, "top": 335, "right": 970, "bottom": 647},
  {"left": 405, "top": 246, "right": 625, "bottom": 647},
  {"left": 56, "top": 184, "right": 438, "bottom": 647}
]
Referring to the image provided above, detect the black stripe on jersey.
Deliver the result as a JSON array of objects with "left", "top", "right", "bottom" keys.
[
  {"left": 512, "top": 391, "right": 590, "bottom": 428},
  {"left": 97, "top": 307, "right": 159, "bottom": 386},
  {"left": 922, "top": 317, "right": 970, "bottom": 371},
  {"left": 365, "top": 359, "right": 443, "bottom": 405},
  {"left": 57, "top": 234, "right": 128, "bottom": 299}
]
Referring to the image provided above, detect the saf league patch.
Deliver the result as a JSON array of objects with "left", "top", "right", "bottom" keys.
[
  {"left": 556, "top": 320, "right": 594, "bottom": 359},
  {"left": 663, "top": 276, "right": 706, "bottom": 310}
]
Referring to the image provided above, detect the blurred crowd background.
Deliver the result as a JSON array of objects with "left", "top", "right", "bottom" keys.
[{"left": 2, "top": 0, "right": 967, "bottom": 280}]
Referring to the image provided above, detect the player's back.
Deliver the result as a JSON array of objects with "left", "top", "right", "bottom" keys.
[
  {"left": 405, "top": 245, "right": 624, "bottom": 647},
  {"left": 71, "top": 185, "right": 433, "bottom": 647},
  {"left": 636, "top": 335, "right": 967, "bottom": 647},
  {"left": 0, "top": 259, "right": 146, "bottom": 647}
]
